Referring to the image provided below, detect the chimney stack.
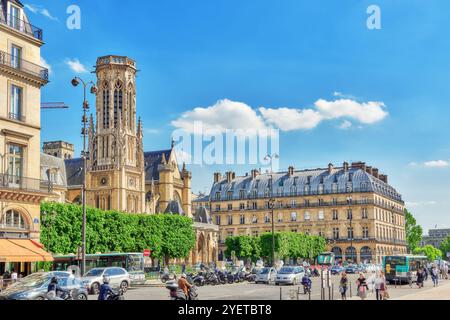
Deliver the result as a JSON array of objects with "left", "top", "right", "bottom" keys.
[
  {"left": 351, "top": 161, "right": 366, "bottom": 171},
  {"left": 214, "top": 172, "right": 222, "bottom": 183},
  {"left": 372, "top": 168, "right": 379, "bottom": 178},
  {"left": 226, "top": 171, "right": 235, "bottom": 183},
  {"left": 328, "top": 163, "right": 334, "bottom": 174},
  {"left": 251, "top": 169, "right": 260, "bottom": 179},
  {"left": 288, "top": 166, "right": 294, "bottom": 176},
  {"left": 379, "top": 174, "right": 388, "bottom": 184},
  {"left": 343, "top": 162, "right": 349, "bottom": 172}
]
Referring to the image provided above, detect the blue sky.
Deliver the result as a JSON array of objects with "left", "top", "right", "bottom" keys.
[{"left": 28, "top": 0, "right": 450, "bottom": 231}]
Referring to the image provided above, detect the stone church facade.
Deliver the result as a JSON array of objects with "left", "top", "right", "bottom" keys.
[{"left": 41, "top": 55, "right": 218, "bottom": 265}]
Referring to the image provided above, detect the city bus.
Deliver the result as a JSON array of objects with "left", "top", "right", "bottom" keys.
[
  {"left": 382, "top": 255, "right": 427, "bottom": 283},
  {"left": 52, "top": 252, "right": 146, "bottom": 285},
  {"left": 317, "top": 252, "right": 335, "bottom": 266}
]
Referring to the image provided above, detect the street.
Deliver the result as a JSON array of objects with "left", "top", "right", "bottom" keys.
[{"left": 105, "top": 275, "right": 450, "bottom": 300}]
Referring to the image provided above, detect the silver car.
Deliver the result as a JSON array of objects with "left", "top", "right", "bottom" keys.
[
  {"left": 255, "top": 267, "right": 277, "bottom": 284},
  {"left": 275, "top": 266, "right": 305, "bottom": 285},
  {"left": 81, "top": 267, "right": 131, "bottom": 294}
]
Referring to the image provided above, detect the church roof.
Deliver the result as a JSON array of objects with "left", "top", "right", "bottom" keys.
[
  {"left": 144, "top": 150, "right": 172, "bottom": 182},
  {"left": 64, "top": 158, "right": 84, "bottom": 187},
  {"left": 164, "top": 200, "right": 185, "bottom": 215}
]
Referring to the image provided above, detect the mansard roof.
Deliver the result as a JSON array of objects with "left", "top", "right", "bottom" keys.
[
  {"left": 209, "top": 165, "right": 403, "bottom": 203},
  {"left": 40, "top": 153, "right": 67, "bottom": 187}
]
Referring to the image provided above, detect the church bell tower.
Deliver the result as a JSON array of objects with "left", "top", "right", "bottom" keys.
[{"left": 86, "top": 55, "right": 145, "bottom": 213}]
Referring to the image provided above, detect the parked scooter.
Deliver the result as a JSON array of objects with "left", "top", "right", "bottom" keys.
[
  {"left": 107, "top": 288, "right": 125, "bottom": 300},
  {"left": 160, "top": 271, "right": 176, "bottom": 283},
  {"left": 216, "top": 271, "right": 227, "bottom": 285}
]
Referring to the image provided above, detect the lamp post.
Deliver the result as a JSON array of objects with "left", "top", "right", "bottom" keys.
[
  {"left": 347, "top": 196, "right": 353, "bottom": 263},
  {"left": 71, "top": 77, "right": 97, "bottom": 276},
  {"left": 264, "top": 153, "right": 279, "bottom": 267}
]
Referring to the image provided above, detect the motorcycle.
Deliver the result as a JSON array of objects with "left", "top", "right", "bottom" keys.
[
  {"left": 205, "top": 272, "right": 219, "bottom": 285},
  {"left": 187, "top": 273, "right": 205, "bottom": 287},
  {"left": 216, "top": 271, "right": 227, "bottom": 285},
  {"left": 160, "top": 271, "right": 176, "bottom": 283},
  {"left": 107, "top": 288, "right": 125, "bottom": 300},
  {"left": 166, "top": 281, "right": 198, "bottom": 300},
  {"left": 244, "top": 273, "right": 256, "bottom": 282},
  {"left": 226, "top": 272, "right": 235, "bottom": 284}
]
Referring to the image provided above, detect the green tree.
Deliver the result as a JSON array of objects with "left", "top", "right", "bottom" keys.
[
  {"left": 404, "top": 209, "right": 423, "bottom": 252},
  {"left": 40, "top": 202, "right": 195, "bottom": 261},
  {"left": 413, "top": 245, "right": 442, "bottom": 261},
  {"left": 440, "top": 235, "right": 450, "bottom": 259},
  {"left": 224, "top": 236, "right": 261, "bottom": 262}
]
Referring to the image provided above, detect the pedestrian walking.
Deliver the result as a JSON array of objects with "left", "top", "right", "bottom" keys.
[
  {"left": 416, "top": 268, "right": 424, "bottom": 288},
  {"left": 373, "top": 271, "right": 383, "bottom": 300},
  {"left": 339, "top": 272, "right": 348, "bottom": 300},
  {"left": 10, "top": 270, "right": 18, "bottom": 283},
  {"left": 181, "top": 263, "right": 186, "bottom": 274},
  {"left": 356, "top": 273, "right": 368, "bottom": 300},
  {"left": 431, "top": 266, "right": 438, "bottom": 287},
  {"left": 407, "top": 270, "right": 413, "bottom": 288},
  {"left": 379, "top": 271, "right": 388, "bottom": 300}
]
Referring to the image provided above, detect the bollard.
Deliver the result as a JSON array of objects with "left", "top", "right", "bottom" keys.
[
  {"left": 280, "top": 287, "right": 282, "bottom": 300},
  {"left": 331, "top": 283, "right": 334, "bottom": 301},
  {"left": 309, "top": 287, "right": 311, "bottom": 300},
  {"left": 350, "top": 282, "right": 352, "bottom": 298}
]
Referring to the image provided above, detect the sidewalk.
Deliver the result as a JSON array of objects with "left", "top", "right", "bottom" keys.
[{"left": 393, "top": 281, "right": 450, "bottom": 300}]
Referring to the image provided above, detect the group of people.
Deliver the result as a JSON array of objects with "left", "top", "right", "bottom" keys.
[
  {"left": 0, "top": 270, "right": 22, "bottom": 289},
  {"left": 415, "top": 264, "right": 448, "bottom": 288},
  {"left": 339, "top": 271, "right": 389, "bottom": 301}
]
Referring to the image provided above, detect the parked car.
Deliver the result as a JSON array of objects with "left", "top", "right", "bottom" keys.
[
  {"left": 129, "top": 271, "right": 146, "bottom": 286},
  {"left": 345, "top": 265, "right": 357, "bottom": 274},
  {"left": 0, "top": 272, "right": 88, "bottom": 300},
  {"left": 255, "top": 267, "right": 277, "bottom": 284},
  {"left": 275, "top": 266, "right": 304, "bottom": 285},
  {"left": 81, "top": 267, "right": 131, "bottom": 294},
  {"left": 330, "top": 265, "right": 344, "bottom": 275}
]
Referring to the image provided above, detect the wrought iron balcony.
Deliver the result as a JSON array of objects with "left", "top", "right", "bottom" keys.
[
  {"left": 0, "top": 173, "right": 49, "bottom": 193},
  {"left": 0, "top": 50, "right": 49, "bottom": 81},
  {"left": 0, "top": 13, "right": 43, "bottom": 41},
  {"left": 8, "top": 112, "right": 26, "bottom": 122}
]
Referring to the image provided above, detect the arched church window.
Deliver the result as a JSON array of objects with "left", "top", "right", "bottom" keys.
[
  {"left": 102, "top": 81, "right": 110, "bottom": 129},
  {"left": 114, "top": 81, "right": 123, "bottom": 128}
]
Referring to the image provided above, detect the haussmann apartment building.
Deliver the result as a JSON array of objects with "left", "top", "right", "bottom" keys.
[{"left": 195, "top": 161, "right": 407, "bottom": 264}]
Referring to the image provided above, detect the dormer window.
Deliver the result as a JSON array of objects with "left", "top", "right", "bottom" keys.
[{"left": 8, "top": 3, "right": 21, "bottom": 29}]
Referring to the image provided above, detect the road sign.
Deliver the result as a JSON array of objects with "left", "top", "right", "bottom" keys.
[{"left": 143, "top": 249, "right": 151, "bottom": 257}]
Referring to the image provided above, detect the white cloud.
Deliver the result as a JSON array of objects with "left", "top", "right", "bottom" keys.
[
  {"left": 24, "top": 4, "right": 58, "bottom": 20},
  {"left": 40, "top": 57, "right": 52, "bottom": 75},
  {"left": 405, "top": 201, "right": 437, "bottom": 208},
  {"left": 171, "top": 99, "right": 268, "bottom": 133},
  {"left": 65, "top": 58, "right": 88, "bottom": 74},
  {"left": 172, "top": 96, "right": 388, "bottom": 133},
  {"left": 315, "top": 99, "right": 388, "bottom": 124},
  {"left": 259, "top": 107, "right": 322, "bottom": 131},
  {"left": 423, "top": 160, "right": 449, "bottom": 168},
  {"left": 338, "top": 120, "right": 352, "bottom": 130}
]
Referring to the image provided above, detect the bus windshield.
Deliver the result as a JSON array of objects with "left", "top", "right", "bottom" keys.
[{"left": 385, "top": 256, "right": 406, "bottom": 266}]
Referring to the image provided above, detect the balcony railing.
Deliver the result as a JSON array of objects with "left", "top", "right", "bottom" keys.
[
  {"left": 8, "top": 112, "right": 26, "bottom": 122},
  {"left": 0, "top": 13, "right": 43, "bottom": 41},
  {"left": 0, "top": 50, "right": 49, "bottom": 81},
  {"left": 0, "top": 174, "right": 50, "bottom": 193}
]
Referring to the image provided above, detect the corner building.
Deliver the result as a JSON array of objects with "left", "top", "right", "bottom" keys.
[{"left": 199, "top": 162, "right": 407, "bottom": 264}]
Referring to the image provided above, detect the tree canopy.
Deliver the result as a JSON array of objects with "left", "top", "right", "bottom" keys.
[
  {"left": 225, "top": 232, "right": 326, "bottom": 263},
  {"left": 40, "top": 202, "right": 196, "bottom": 260},
  {"left": 405, "top": 209, "right": 423, "bottom": 252},
  {"left": 413, "top": 245, "right": 442, "bottom": 261}
]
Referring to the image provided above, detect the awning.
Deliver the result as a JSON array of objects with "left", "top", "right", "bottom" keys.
[{"left": 0, "top": 239, "right": 53, "bottom": 263}]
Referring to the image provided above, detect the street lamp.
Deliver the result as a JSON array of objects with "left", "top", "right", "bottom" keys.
[
  {"left": 347, "top": 196, "right": 353, "bottom": 263},
  {"left": 264, "top": 153, "right": 279, "bottom": 267},
  {"left": 71, "top": 76, "right": 97, "bottom": 276}
]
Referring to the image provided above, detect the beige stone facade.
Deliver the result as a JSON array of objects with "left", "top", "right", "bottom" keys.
[
  {"left": 196, "top": 162, "right": 407, "bottom": 264},
  {"left": 0, "top": 0, "right": 52, "bottom": 274}
]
